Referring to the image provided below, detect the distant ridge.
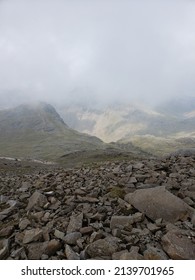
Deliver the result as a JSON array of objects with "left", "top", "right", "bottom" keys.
[
  {"left": 0, "top": 102, "right": 104, "bottom": 160},
  {"left": 58, "top": 97, "right": 195, "bottom": 156}
]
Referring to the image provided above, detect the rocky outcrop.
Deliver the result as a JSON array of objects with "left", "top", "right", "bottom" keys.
[{"left": 0, "top": 155, "right": 195, "bottom": 259}]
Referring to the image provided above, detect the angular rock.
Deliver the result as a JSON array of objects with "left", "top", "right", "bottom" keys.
[
  {"left": 143, "top": 245, "right": 169, "bottom": 260},
  {"left": 75, "top": 196, "right": 99, "bottom": 203},
  {"left": 0, "top": 225, "right": 14, "bottom": 237},
  {"left": 19, "top": 218, "right": 31, "bottom": 230},
  {"left": 110, "top": 216, "right": 133, "bottom": 229},
  {"left": 110, "top": 213, "right": 143, "bottom": 230},
  {"left": 147, "top": 223, "right": 160, "bottom": 233},
  {"left": 27, "top": 240, "right": 62, "bottom": 259},
  {"left": 112, "top": 250, "right": 128, "bottom": 260},
  {"left": 80, "top": 226, "right": 94, "bottom": 235},
  {"left": 27, "top": 242, "right": 47, "bottom": 260},
  {"left": 65, "top": 245, "right": 80, "bottom": 260},
  {"left": 64, "top": 232, "right": 82, "bottom": 245},
  {"left": 0, "top": 200, "right": 17, "bottom": 221},
  {"left": 11, "top": 247, "right": 27, "bottom": 260},
  {"left": 23, "top": 228, "right": 43, "bottom": 244},
  {"left": 86, "top": 238, "right": 119, "bottom": 258},
  {"left": 128, "top": 177, "right": 137, "bottom": 184},
  {"left": 54, "top": 229, "right": 65, "bottom": 240},
  {"left": 161, "top": 231, "right": 195, "bottom": 260},
  {"left": 125, "top": 186, "right": 194, "bottom": 222},
  {"left": 191, "top": 213, "right": 195, "bottom": 226},
  {"left": 26, "top": 191, "right": 47, "bottom": 210},
  {"left": 120, "top": 246, "right": 143, "bottom": 260},
  {"left": 89, "top": 231, "right": 104, "bottom": 243},
  {"left": 44, "top": 239, "right": 62, "bottom": 256},
  {"left": 0, "top": 239, "right": 9, "bottom": 259},
  {"left": 66, "top": 213, "right": 83, "bottom": 234}
]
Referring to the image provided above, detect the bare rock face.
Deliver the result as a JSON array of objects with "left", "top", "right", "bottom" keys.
[
  {"left": 161, "top": 231, "right": 195, "bottom": 260},
  {"left": 125, "top": 186, "right": 194, "bottom": 222}
]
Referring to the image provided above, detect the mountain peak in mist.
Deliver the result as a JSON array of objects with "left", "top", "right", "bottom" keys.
[
  {"left": 0, "top": 101, "right": 103, "bottom": 160},
  {"left": 0, "top": 101, "right": 68, "bottom": 134}
]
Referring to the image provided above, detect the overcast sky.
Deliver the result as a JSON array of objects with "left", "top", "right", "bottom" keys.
[{"left": 0, "top": 0, "right": 195, "bottom": 107}]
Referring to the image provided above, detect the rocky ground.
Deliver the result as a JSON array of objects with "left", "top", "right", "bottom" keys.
[{"left": 0, "top": 155, "right": 195, "bottom": 260}]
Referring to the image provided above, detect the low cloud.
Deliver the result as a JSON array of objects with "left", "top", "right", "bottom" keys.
[{"left": 0, "top": 0, "right": 195, "bottom": 107}]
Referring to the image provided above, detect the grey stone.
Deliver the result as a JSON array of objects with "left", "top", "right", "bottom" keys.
[
  {"left": 125, "top": 186, "right": 194, "bottom": 222},
  {"left": 86, "top": 238, "right": 119, "bottom": 258},
  {"left": 26, "top": 191, "right": 47, "bottom": 210},
  {"left": 120, "top": 246, "right": 143, "bottom": 260},
  {"left": 65, "top": 245, "right": 80, "bottom": 260},
  {"left": 54, "top": 229, "right": 65, "bottom": 240},
  {"left": 27, "top": 240, "right": 61, "bottom": 259},
  {"left": 44, "top": 239, "right": 62, "bottom": 256},
  {"left": 110, "top": 214, "right": 143, "bottom": 230},
  {"left": 112, "top": 250, "right": 128, "bottom": 260},
  {"left": 143, "top": 245, "right": 169, "bottom": 260},
  {"left": 23, "top": 228, "right": 43, "bottom": 244},
  {"left": 19, "top": 218, "right": 31, "bottom": 230},
  {"left": 0, "top": 239, "right": 9, "bottom": 259},
  {"left": 0, "top": 225, "right": 14, "bottom": 237},
  {"left": 161, "top": 231, "right": 195, "bottom": 260},
  {"left": 67, "top": 213, "right": 83, "bottom": 234},
  {"left": 64, "top": 232, "right": 82, "bottom": 245}
]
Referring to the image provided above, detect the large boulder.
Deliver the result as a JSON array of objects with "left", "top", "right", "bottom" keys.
[{"left": 125, "top": 186, "right": 194, "bottom": 222}]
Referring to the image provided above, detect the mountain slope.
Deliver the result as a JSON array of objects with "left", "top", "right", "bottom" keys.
[
  {"left": 0, "top": 102, "right": 104, "bottom": 160},
  {"left": 58, "top": 98, "right": 195, "bottom": 156},
  {"left": 58, "top": 104, "right": 168, "bottom": 142}
]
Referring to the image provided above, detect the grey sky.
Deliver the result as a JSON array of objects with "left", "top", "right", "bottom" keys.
[{"left": 0, "top": 0, "right": 195, "bottom": 107}]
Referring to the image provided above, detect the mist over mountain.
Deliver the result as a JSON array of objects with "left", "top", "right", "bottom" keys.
[
  {"left": 0, "top": 1, "right": 195, "bottom": 262},
  {"left": 155, "top": 96, "right": 195, "bottom": 117},
  {"left": 0, "top": 1, "right": 195, "bottom": 158},
  {"left": 0, "top": 102, "right": 105, "bottom": 160},
  {"left": 57, "top": 96, "right": 195, "bottom": 156}
]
